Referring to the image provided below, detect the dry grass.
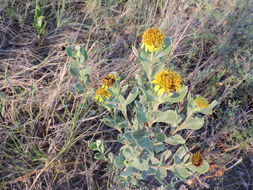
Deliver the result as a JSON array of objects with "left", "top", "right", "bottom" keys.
[{"left": 0, "top": 0, "right": 252, "bottom": 189}]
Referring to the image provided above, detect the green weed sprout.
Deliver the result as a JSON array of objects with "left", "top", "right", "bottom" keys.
[
  {"left": 34, "top": 2, "right": 46, "bottom": 37},
  {"left": 86, "top": 28, "right": 218, "bottom": 188},
  {"left": 66, "top": 46, "right": 89, "bottom": 94}
]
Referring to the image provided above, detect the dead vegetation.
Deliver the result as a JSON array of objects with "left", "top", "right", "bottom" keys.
[{"left": 0, "top": 0, "right": 252, "bottom": 189}]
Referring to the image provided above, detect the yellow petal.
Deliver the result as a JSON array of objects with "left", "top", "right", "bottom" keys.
[
  {"left": 158, "top": 88, "right": 165, "bottom": 95},
  {"left": 154, "top": 85, "right": 160, "bottom": 91},
  {"left": 151, "top": 80, "right": 157, "bottom": 84}
]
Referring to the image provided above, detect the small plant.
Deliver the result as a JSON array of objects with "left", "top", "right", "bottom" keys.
[
  {"left": 70, "top": 28, "right": 218, "bottom": 188},
  {"left": 66, "top": 46, "right": 89, "bottom": 95},
  {"left": 34, "top": 1, "right": 46, "bottom": 37}
]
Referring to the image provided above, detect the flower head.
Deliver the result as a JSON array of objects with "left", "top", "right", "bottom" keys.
[
  {"left": 101, "top": 73, "right": 116, "bottom": 87},
  {"left": 191, "top": 153, "right": 203, "bottom": 167},
  {"left": 152, "top": 69, "right": 182, "bottom": 95},
  {"left": 95, "top": 86, "right": 111, "bottom": 102},
  {"left": 195, "top": 96, "right": 209, "bottom": 109},
  {"left": 142, "top": 28, "right": 165, "bottom": 52}
]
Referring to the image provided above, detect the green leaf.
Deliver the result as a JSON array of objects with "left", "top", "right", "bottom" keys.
[
  {"left": 136, "top": 109, "right": 148, "bottom": 124},
  {"left": 136, "top": 138, "right": 153, "bottom": 153},
  {"left": 125, "top": 87, "right": 139, "bottom": 105},
  {"left": 70, "top": 67, "right": 80, "bottom": 77},
  {"left": 174, "top": 146, "right": 189, "bottom": 164},
  {"left": 187, "top": 160, "right": 209, "bottom": 174},
  {"left": 155, "top": 132, "right": 166, "bottom": 142},
  {"left": 79, "top": 47, "right": 88, "bottom": 63},
  {"left": 123, "top": 132, "right": 137, "bottom": 147},
  {"left": 118, "top": 95, "right": 125, "bottom": 105},
  {"left": 117, "top": 121, "right": 128, "bottom": 128},
  {"left": 94, "top": 152, "right": 106, "bottom": 161},
  {"left": 132, "top": 130, "right": 148, "bottom": 140},
  {"left": 166, "top": 134, "right": 185, "bottom": 145},
  {"left": 171, "top": 165, "right": 191, "bottom": 179},
  {"left": 121, "top": 146, "right": 133, "bottom": 158},
  {"left": 131, "top": 158, "right": 149, "bottom": 171},
  {"left": 155, "top": 168, "right": 167, "bottom": 183},
  {"left": 154, "top": 143, "right": 166, "bottom": 153},
  {"left": 121, "top": 166, "right": 137, "bottom": 177},
  {"left": 187, "top": 93, "right": 195, "bottom": 115},
  {"left": 150, "top": 156, "right": 160, "bottom": 165},
  {"left": 114, "top": 156, "right": 125, "bottom": 168},
  {"left": 88, "top": 141, "right": 97, "bottom": 150},
  {"left": 161, "top": 150, "right": 172, "bottom": 162},
  {"left": 140, "top": 87, "right": 155, "bottom": 102},
  {"left": 162, "top": 86, "right": 188, "bottom": 103},
  {"left": 164, "top": 37, "right": 172, "bottom": 47},
  {"left": 178, "top": 117, "right": 204, "bottom": 131},
  {"left": 152, "top": 110, "right": 178, "bottom": 124},
  {"left": 96, "top": 140, "right": 105, "bottom": 153},
  {"left": 101, "top": 116, "right": 116, "bottom": 128}
]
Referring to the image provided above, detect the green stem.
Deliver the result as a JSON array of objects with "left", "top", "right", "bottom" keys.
[{"left": 148, "top": 52, "right": 155, "bottom": 82}]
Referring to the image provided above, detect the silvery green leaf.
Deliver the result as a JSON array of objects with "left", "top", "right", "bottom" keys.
[
  {"left": 136, "top": 138, "right": 153, "bottom": 153},
  {"left": 187, "top": 93, "right": 195, "bottom": 115},
  {"left": 123, "top": 132, "right": 137, "bottom": 147},
  {"left": 152, "top": 110, "right": 178, "bottom": 124},
  {"left": 161, "top": 150, "right": 172, "bottom": 162},
  {"left": 101, "top": 116, "right": 116, "bottom": 128},
  {"left": 150, "top": 156, "right": 160, "bottom": 165},
  {"left": 108, "top": 152, "right": 114, "bottom": 163},
  {"left": 88, "top": 141, "right": 97, "bottom": 150},
  {"left": 178, "top": 117, "right": 204, "bottom": 131},
  {"left": 121, "top": 85, "right": 128, "bottom": 94},
  {"left": 70, "top": 67, "right": 80, "bottom": 77},
  {"left": 154, "top": 143, "right": 166, "bottom": 153},
  {"left": 104, "top": 102, "right": 119, "bottom": 109},
  {"left": 155, "top": 132, "right": 166, "bottom": 142},
  {"left": 114, "top": 156, "right": 125, "bottom": 168},
  {"left": 155, "top": 168, "right": 167, "bottom": 183},
  {"left": 171, "top": 165, "right": 191, "bottom": 179},
  {"left": 187, "top": 160, "right": 209, "bottom": 174},
  {"left": 132, "top": 130, "right": 148, "bottom": 139},
  {"left": 136, "top": 110, "right": 148, "bottom": 124},
  {"left": 118, "top": 95, "right": 125, "bottom": 105},
  {"left": 140, "top": 87, "right": 155, "bottom": 102},
  {"left": 66, "top": 47, "right": 73, "bottom": 57},
  {"left": 162, "top": 86, "right": 188, "bottom": 103},
  {"left": 94, "top": 152, "right": 106, "bottom": 161},
  {"left": 117, "top": 120, "right": 128, "bottom": 128},
  {"left": 174, "top": 146, "right": 189, "bottom": 163},
  {"left": 125, "top": 87, "right": 139, "bottom": 105},
  {"left": 131, "top": 158, "right": 149, "bottom": 171},
  {"left": 121, "top": 166, "right": 137, "bottom": 177},
  {"left": 166, "top": 134, "right": 185, "bottom": 145}
]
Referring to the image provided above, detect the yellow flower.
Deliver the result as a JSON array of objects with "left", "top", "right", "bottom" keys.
[
  {"left": 95, "top": 86, "right": 111, "bottom": 102},
  {"left": 191, "top": 153, "right": 203, "bottom": 167},
  {"left": 151, "top": 69, "right": 182, "bottom": 95},
  {"left": 195, "top": 96, "right": 209, "bottom": 109},
  {"left": 142, "top": 28, "right": 165, "bottom": 52},
  {"left": 101, "top": 73, "right": 116, "bottom": 87}
]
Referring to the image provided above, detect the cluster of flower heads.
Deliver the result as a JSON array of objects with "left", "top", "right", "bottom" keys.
[
  {"left": 152, "top": 69, "right": 182, "bottom": 95},
  {"left": 95, "top": 74, "right": 116, "bottom": 102},
  {"left": 142, "top": 28, "right": 165, "bottom": 52}
]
